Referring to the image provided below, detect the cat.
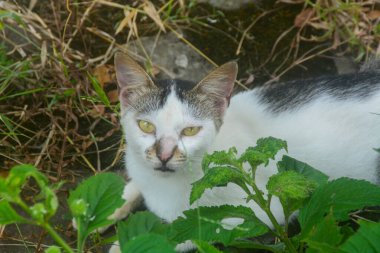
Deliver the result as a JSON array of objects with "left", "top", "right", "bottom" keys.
[{"left": 110, "top": 52, "right": 380, "bottom": 252}]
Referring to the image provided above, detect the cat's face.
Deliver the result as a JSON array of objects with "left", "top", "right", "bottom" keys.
[{"left": 115, "top": 53, "right": 237, "bottom": 175}]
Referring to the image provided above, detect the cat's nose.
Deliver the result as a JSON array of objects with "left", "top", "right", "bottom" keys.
[{"left": 156, "top": 137, "right": 177, "bottom": 163}]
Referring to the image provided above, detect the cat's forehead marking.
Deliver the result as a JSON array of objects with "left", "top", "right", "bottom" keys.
[{"left": 155, "top": 86, "right": 191, "bottom": 134}]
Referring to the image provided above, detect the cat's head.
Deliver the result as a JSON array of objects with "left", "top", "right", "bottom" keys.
[{"left": 115, "top": 52, "right": 237, "bottom": 175}]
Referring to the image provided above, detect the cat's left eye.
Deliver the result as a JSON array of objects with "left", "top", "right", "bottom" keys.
[{"left": 181, "top": 126, "right": 202, "bottom": 137}]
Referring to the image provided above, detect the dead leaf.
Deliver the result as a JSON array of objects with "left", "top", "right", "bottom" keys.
[
  {"left": 88, "top": 105, "right": 105, "bottom": 117},
  {"left": 93, "top": 65, "right": 115, "bottom": 87},
  {"left": 115, "top": 9, "right": 136, "bottom": 35},
  {"left": 367, "top": 10, "right": 380, "bottom": 20},
  {"left": 294, "top": 8, "right": 314, "bottom": 27},
  {"left": 41, "top": 40, "right": 47, "bottom": 67},
  {"left": 107, "top": 89, "right": 119, "bottom": 103},
  {"left": 0, "top": 170, "right": 9, "bottom": 178},
  {"left": 143, "top": 0, "right": 166, "bottom": 32}
]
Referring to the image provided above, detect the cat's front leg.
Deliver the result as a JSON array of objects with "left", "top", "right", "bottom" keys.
[{"left": 108, "top": 180, "right": 143, "bottom": 221}]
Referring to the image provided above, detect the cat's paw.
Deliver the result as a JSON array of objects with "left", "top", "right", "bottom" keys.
[
  {"left": 71, "top": 218, "right": 111, "bottom": 233},
  {"left": 109, "top": 241, "right": 121, "bottom": 253},
  {"left": 175, "top": 240, "right": 196, "bottom": 252}
]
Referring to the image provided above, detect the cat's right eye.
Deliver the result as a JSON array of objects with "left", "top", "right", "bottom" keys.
[{"left": 137, "top": 120, "right": 156, "bottom": 134}]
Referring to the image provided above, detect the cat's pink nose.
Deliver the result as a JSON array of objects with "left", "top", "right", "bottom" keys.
[{"left": 156, "top": 137, "right": 177, "bottom": 163}]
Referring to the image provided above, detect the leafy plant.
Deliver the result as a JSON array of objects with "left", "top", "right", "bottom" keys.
[
  {"left": 118, "top": 137, "right": 380, "bottom": 253},
  {"left": 0, "top": 164, "right": 125, "bottom": 253},
  {"left": 1, "top": 137, "right": 380, "bottom": 253}
]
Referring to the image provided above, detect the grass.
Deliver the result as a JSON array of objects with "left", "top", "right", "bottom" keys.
[{"left": 0, "top": 0, "right": 379, "bottom": 252}]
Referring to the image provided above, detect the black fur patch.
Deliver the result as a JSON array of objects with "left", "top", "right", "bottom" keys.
[
  {"left": 259, "top": 72, "right": 380, "bottom": 113},
  {"left": 132, "top": 79, "right": 197, "bottom": 114}
]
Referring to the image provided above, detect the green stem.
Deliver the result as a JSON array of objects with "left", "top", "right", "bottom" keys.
[
  {"left": 43, "top": 223, "right": 74, "bottom": 253},
  {"left": 249, "top": 181, "right": 297, "bottom": 253}
]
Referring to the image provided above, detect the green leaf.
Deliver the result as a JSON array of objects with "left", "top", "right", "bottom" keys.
[
  {"left": 0, "top": 200, "right": 28, "bottom": 224},
  {"left": 88, "top": 73, "right": 110, "bottom": 107},
  {"left": 267, "top": 171, "right": 317, "bottom": 200},
  {"left": 68, "top": 173, "right": 125, "bottom": 240},
  {"left": 340, "top": 220, "right": 380, "bottom": 253},
  {"left": 118, "top": 211, "right": 170, "bottom": 250},
  {"left": 304, "top": 214, "right": 343, "bottom": 253},
  {"left": 194, "top": 240, "right": 223, "bottom": 253},
  {"left": 1, "top": 164, "right": 58, "bottom": 219},
  {"left": 239, "top": 137, "right": 287, "bottom": 168},
  {"left": 117, "top": 212, "right": 174, "bottom": 252},
  {"left": 171, "top": 205, "right": 268, "bottom": 246},
  {"left": 45, "top": 246, "right": 62, "bottom": 253},
  {"left": 5, "top": 164, "right": 47, "bottom": 193},
  {"left": 190, "top": 166, "right": 247, "bottom": 205},
  {"left": 277, "top": 155, "right": 329, "bottom": 186},
  {"left": 267, "top": 170, "right": 317, "bottom": 217},
  {"left": 202, "top": 147, "right": 239, "bottom": 172},
  {"left": 121, "top": 234, "right": 176, "bottom": 253},
  {"left": 0, "top": 10, "right": 23, "bottom": 24},
  {"left": 299, "top": 178, "right": 380, "bottom": 236}
]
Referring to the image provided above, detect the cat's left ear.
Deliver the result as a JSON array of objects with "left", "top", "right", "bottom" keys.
[{"left": 193, "top": 61, "right": 238, "bottom": 108}]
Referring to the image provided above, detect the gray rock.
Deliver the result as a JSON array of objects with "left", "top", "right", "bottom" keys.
[
  {"left": 124, "top": 32, "right": 213, "bottom": 82},
  {"left": 197, "top": 0, "right": 259, "bottom": 10}
]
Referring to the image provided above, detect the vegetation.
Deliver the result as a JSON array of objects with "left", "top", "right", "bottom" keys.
[
  {"left": 1, "top": 0, "right": 380, "bottom": 252},
  {"left": 1, "top": 138, "right": 380, "bottom": 252}
]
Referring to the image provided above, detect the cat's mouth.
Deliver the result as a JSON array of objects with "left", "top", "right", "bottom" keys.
[{"left": 154, "top": 166, "right": 175, "bottom": 173}]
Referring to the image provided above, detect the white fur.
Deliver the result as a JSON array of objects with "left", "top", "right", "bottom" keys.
[{"left": 120, "top": 86, "right": 380, "bottom": 239}]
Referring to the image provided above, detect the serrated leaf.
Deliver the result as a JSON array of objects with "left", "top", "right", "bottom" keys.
[
  {"left": 190, "top": 166, "right": 247, "bottom": 205},
  {"left": 118, "top": 211, "right": 170, "bottom": 251},
  {"left": 340, "top": 220, "right": 380, "bottom": 253},
  {"left": 277, "top": 155, "right": 329, "bottom": 186},
  {"left": 267, "top": 171, "right": 317, "bottom": 200},
  {"left": 122, "top": 234, "right": 175, "bottom": 253},
  {"left": 239, "top": 137, "right": 287, "bottom": 167},
  {"left": 0, "top": 200, "right": 28, "bottom": 224},
  {"left": 68, "top": 173, "right": 125, "bottom": 241},
  {"left": 299, "top": 178, "right": 380, "bottom": 236},
  {"left": 304, "top": 214, "right": 343, "bottom": 253},
  {"left": 202, "top": 147, "right": 239, "bottom": 172},
  {"left": 268, "top": 170, "right": 317, "bottom": 218},
  {"left": 171, "top": 205, "right": 268, "bottom": 245}
]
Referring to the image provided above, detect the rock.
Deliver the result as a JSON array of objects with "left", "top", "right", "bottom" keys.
[
  {"left": 197, "top": 0, "right": 259, "bottom": 10},
  {"left": 124, "top": 32, "right": 213, "bottom": 81}
]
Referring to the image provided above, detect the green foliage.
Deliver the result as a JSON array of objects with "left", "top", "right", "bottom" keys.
[
  {"left": 171, "top": 205, "right": 268, "bottom": 245},
  {"left": 340, "top": 220, "right": 380, "bottom": 253},
  {"left": 68, "top": 173, "right": 125, "bottom": 252},
  {"left": 0, "top": 164, "right": 125, "bottom": 253},
  {"left": 2, "top": 137, "right": 380, "bottom": 253},
  {"left": 117, "top": 212, "right": 174, "bottom": 253},
  {"left": 298, "top": 178, "right": 380, "bottom": 236},
  {"left": 118, "top": 136, "right": 380, "bottom": 253}
]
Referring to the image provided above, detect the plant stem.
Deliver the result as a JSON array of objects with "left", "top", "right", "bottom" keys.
[
  {"left": 249, "top": 181, "right": 297, "bottom": 253},
  {"left": 43, "top": 223, "right": 74, "bottom": 253}
]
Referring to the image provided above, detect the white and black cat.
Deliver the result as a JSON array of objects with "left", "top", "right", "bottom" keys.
[{"left": 111, "top": 52, "right": 380, "bottom": 251}]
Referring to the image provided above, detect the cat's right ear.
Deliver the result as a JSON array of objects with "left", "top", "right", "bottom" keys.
[{"left": 114, "top": 52, "right": 155, "bottom": 107}]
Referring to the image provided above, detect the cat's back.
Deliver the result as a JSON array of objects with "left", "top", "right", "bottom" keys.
[
  {"left": 256, "top": 71, "right": 380, "bottom": 112},
  {"left": 214, "top": 71, "right": 380, "bottom": 183}
]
